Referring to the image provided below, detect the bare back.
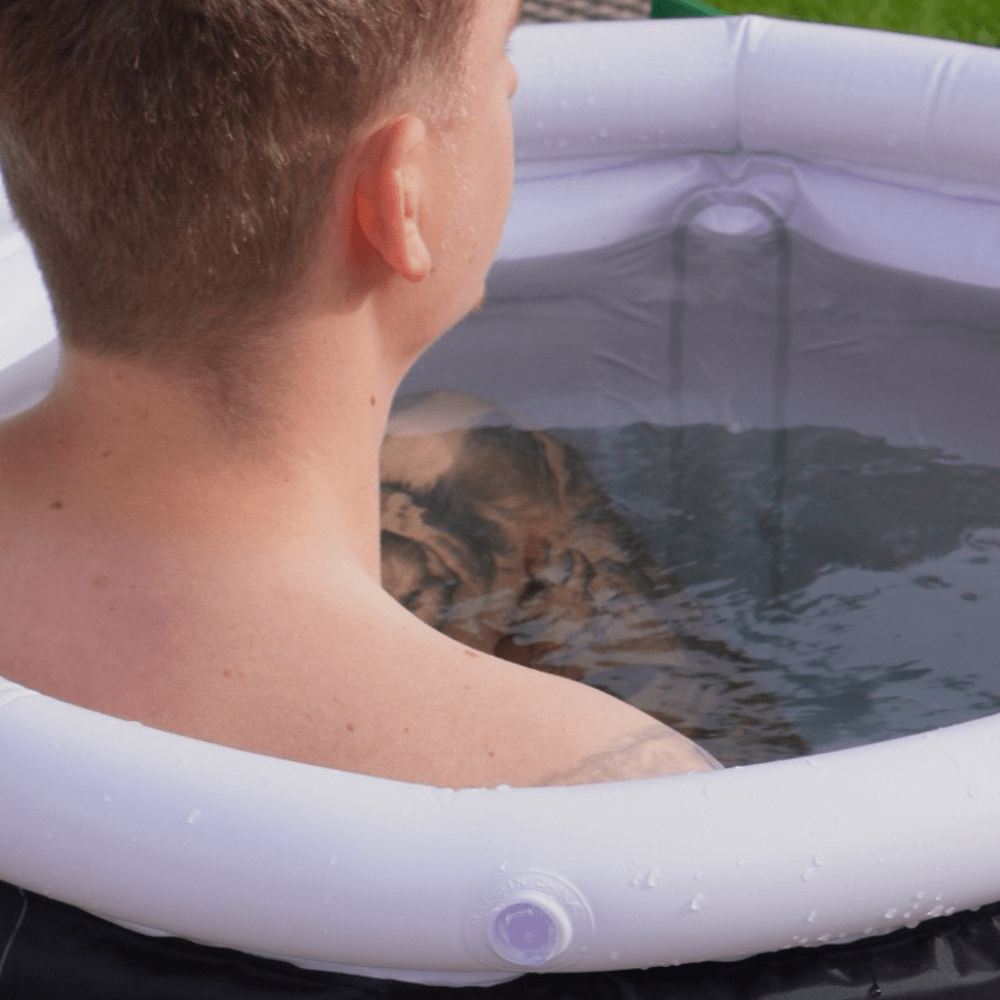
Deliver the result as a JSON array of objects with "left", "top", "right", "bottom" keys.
[{"left": 0, "top": 489, "right": 718, "bottom": 788}]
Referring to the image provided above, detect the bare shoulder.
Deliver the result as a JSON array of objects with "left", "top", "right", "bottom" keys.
[
  {"left": 382, "top": 611, "right": 723, "bottom": 788},
  {"left": 0, "top": 527, "right": 721, "bottom": 789}
]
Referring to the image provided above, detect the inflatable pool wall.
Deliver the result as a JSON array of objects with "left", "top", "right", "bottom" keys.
[{"left": 2, "top": 14, "right": 1000, "bottom": 991}]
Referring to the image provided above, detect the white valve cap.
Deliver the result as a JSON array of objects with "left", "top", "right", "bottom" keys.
[
  {"left": 489, "top": 891, "right": 573, "bottom": 967},
  {"left": 466, "top": 870, "right": 595, "bottom": 972}
]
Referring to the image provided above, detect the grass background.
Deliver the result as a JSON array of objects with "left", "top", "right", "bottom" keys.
[{"left": 701, "top": 0, "right": 999, "bottom": 49}]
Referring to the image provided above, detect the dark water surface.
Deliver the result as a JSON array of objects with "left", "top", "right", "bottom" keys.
[{"left": 553, "top": 422, "right": 1000, "bottom": 756}]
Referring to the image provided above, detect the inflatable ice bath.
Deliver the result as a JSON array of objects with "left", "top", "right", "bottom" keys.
[{"left": 2, "top": 13, "right": 1000, "bottom": 992}]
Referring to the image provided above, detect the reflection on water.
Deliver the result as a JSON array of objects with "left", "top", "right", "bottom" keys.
[
  {"left": 381, "top": 420, "right": 1000, "bottom": 763},
  {"left": 380, "top": 422, "right": 809, "bottom": 767},
  {"left": 553, "top": 422, "right": 1000, "bottom": 755}
]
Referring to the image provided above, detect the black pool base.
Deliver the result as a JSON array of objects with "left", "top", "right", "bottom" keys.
[{"left": 3, "top": 881, "right": 1000, "bottom": 999}]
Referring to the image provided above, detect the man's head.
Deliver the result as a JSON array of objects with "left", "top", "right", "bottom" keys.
[{"left": 0, "top": 0, "right": 488, "bottom": 384}]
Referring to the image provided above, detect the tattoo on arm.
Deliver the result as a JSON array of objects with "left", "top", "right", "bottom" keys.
[{"left": 534, "top": 724, "right": 723, "bottom": 787}]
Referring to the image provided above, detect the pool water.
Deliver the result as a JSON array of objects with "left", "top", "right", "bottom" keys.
[
  {"left": 393, "top": 213, "right": 1000, "bottom": 767},
  {"left": 550, "top": 421, "right": 1000, "bottom": 759},
  {"left": 381, "top": 417, "right": 1000, "bottom": 766}
]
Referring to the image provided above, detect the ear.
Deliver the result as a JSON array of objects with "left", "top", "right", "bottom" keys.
[{"left": 354, "top": 116, "right": 433, "bottom": 284}]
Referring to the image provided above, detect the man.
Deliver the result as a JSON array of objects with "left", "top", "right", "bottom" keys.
[{"left": 0, "top": 0, "right": 719, "bottom": 787}]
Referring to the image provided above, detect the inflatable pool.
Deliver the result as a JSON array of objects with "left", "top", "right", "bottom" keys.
[{"left": 3, "top": 12, "right": 1000, "bottom": 996}]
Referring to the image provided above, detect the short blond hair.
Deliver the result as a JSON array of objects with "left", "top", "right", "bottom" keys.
[{"left": 0, "top": 0, "right": 476, "bottom": 390}]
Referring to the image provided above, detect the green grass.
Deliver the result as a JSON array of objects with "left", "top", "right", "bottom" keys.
[{"left": 705, "top": 0, "right": 999, "bottom": 49}]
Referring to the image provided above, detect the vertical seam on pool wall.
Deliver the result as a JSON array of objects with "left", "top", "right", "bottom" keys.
[{"left": 0, "top": 887, "right": 28, "bottom": 988}]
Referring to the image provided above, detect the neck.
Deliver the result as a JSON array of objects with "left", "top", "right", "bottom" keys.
[{"left": 4, "top": 309, "right": 403, "bottom": 582}]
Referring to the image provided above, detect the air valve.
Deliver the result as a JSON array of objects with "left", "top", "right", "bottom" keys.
[{"left": 466, "top": 870, "right": 594, "bottom": 972}]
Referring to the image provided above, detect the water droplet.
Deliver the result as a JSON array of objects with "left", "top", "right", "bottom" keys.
[
  {"left": 186, "top": 809, "right": 202, "bottom": 826},
  {"left": 801, "top": 867, "right": 815, "bottom": 882},
  {"left": 928, "top": 905, "right": 946, "bottom": 918},
  {"left": 818, "top": 933, "right": 832, "bottom": 942},
  {"left": 609, "top": 951, "right": 620, "bottom": 961},
  {"left": 813, "top": 853, "right": 826, "bottom": 867},
  {"left": 806, "top": 909, "right": 817, "bottom": 923},
  {"left": 630, "top": 865, "right": 661, "bottom": 889},
  {"left": 906, "top": 920, "right": 920, "bottom": 929},
  {"left": 945, "top": 906, "right": 957, "bottom": 916},
  {"left": 689, "top": 893, "right": 705, "bottom": 912},
  {"left": 968, "top": 784, "right": 982, "bottom": 799},
  {"left": 913, "top": 891, "right": 926, "bottom": 901},
  {"left": 884, "top": 908, "right": 898, "bottom": 919}
]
